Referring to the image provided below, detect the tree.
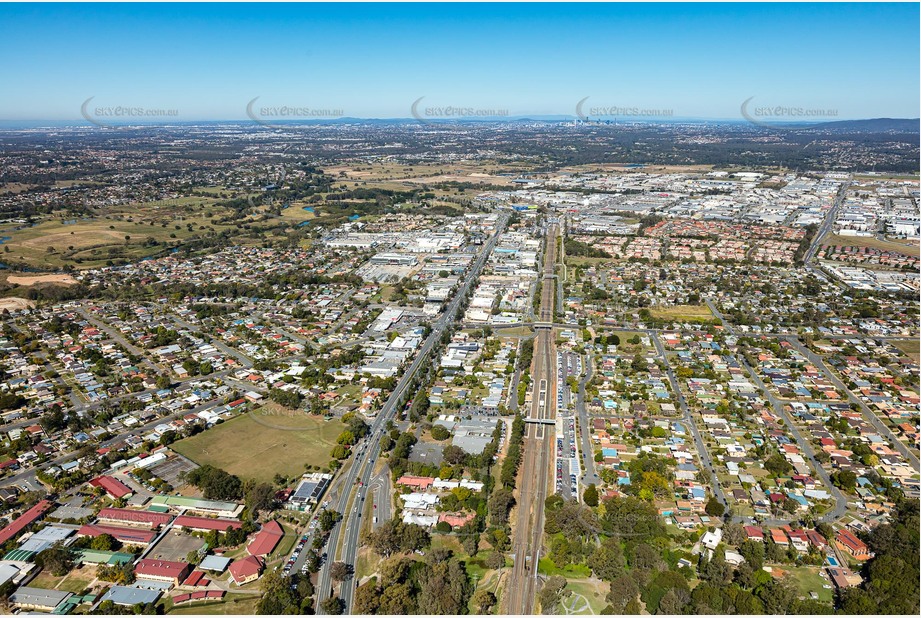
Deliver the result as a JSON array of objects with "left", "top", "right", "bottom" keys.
[
  {"left": 539, "top": 575, "right": 569, "bottom": 614},
  {"left": 587, "top": 536, "right": 626, "bottom": 582},
  {"left": 442, "top": 445, "right": 467, "bottom": 465},
  {"left": 321, "top": 596, "right": 345, "bottom": 615},
  {"left": 831, "top": 469, "right": 858, "bottom": 492},
  {"left": 269, "top": 388, "right": 303, "bottom": 409},
  {"left": 89, "top": 533, "right": 116, "bottom": 551},
  {"left": 583, "top": 483, "right": 599, "bottom": 507},
  {"left": 659, "top": 588, "right": 686, "bottom": 614},
  {"left": 722, "top": 521, "right": 745, "bottom": 546},
  {"left": 473, "top": 589, "right": 497, "bottom": 613},
  {"left": 739, "top": 539, "right": 765, "bottom": 570},
  {"left": 354, "top": 580, "right": 381, "bottom": 614},
  {"left": 183, "top": 464, "right": 242, "bottom": 500},
  {"left": 764, "top": 453, "right": 792, "bottom": 477},
  {"left": 485, "top": 551, "right": 506, "bottom": 570},
  {"left": 417, "top": 558, "right": 472, "bottom": 615},
  {"left": 488, "top": 487, "right": 516, "bottom": 526},
  {"left": 430, "top": 424, "right": 452, "bottom": 441},
  {"left": 318, "top": 509, "right": 341, "bottom": 532},
  {"left": 379, "top": 582, "right": 415, "bottom": 614},
  {"left": 549, "top": 536, "right": 572, "bottom": 568},
  {"left": 606, "top": 573, "right": 640, "bottom": 613},
  {"left": 243, "top": 480, "right": 276, "bottom": 516},
  {"left": 35, "top": 545, "right": 75, "bottom": 576},
  {"left": 705, "top": 496, "right": 725, "bottom": 517},
  {"left": 330, "top": 561, "right": 351, "bottom": 582}
]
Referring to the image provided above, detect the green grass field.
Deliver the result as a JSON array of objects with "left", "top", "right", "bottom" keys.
[
  {"left": 649, "top": 304, "right": 714, "bottom": 322},
  {"left": 0, "top": 195, "right": 244, "bottom": 270},
  {"left": 784, "top": 566, "right": 834, "bottom": 603},
  {"left": 28, "top": 570, "right": 93, "bottom": 594},
  {"left": 565, "top": 579, "right": 609, "bottom": 614},
  {"left": 171, "top": 408, "right": 345, "bottom": 482},
  {"left": 537, "top": 557, "right": 592, "bottom": 578},
  {"left": 891, "top": 338, "right": 920, "bottom": 361}
]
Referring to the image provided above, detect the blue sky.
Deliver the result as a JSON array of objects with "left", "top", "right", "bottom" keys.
[{"left": 0, "top": 2, "right": 918, "bottom": 122}]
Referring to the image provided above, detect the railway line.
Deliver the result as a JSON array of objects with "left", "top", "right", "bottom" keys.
[{"left": 505, "top": 221, "right": 559, "bottom": 614}]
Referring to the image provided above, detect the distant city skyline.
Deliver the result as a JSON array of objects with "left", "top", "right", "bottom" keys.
[{"left": 0, "top": 2, "right": 918, "bottom": 122}]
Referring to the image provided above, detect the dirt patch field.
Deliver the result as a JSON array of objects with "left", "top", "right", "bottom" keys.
[
  {"left": 5, "top": 273, "right": 78, "bottom": 286},
  {"left": 0, "top": 297, "right": 35, "bottom": 312}
]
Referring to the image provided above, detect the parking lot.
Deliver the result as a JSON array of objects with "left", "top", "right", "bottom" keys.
[
  {"left": 555, "top": 352, "right": 581, "bottom": 499},
  {"left": 148, "top": 455, "right": 198, "bottom": 487}
]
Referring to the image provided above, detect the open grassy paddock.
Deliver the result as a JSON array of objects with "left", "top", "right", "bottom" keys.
[
  {"left": 823, "top": 233, "right": 920, "bottom": 258},
  {"left": 171, "top": 405, "right": 345, "bottom": 482},
  {"left": 648, "top": 304, "right": 714, "bottom": 322},
  {"left": 0, "top": 194, "right": 243, "bottom": 270},
  {"left": 891, "top": 338, "right": 920, "bottom": 361}
]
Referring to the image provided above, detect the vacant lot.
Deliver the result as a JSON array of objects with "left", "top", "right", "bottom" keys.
[
  {"left": 0, "top": 297, "right": 35, "bottom": 312},
  {"left": 891, "top": 338, "right": 920, "bottom": 361},
  {"left": 824, "top": 233, "right": 920, "bottom": 258},
  {"left": 28, "top": 567, "right": 95, "bottom": 594},
  {"left": 649, "top": 304, "right": 714, "bottom": 322},
  {"left": 4, "top": 273, "right": 78, "bottom": 286},
  {"left": 784, "top": 566, "right": 834, "bottom": 603},
  {"left": 172, "top": 407, "right": 345, "bottom": 482}
]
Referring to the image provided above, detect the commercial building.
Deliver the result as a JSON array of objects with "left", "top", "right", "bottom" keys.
[{"left": 287, "top": 473, "right": 332, "bottom": 510}]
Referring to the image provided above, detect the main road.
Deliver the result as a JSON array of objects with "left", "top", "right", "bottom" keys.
[
  {"left": 505, "top": 220, "right": 559, "bottom": 614},
  {"left": 803, "top": 174, "right": 851, "bottom": 282},
  {"left": 315, "top": 213, "right": 508, "bottom": 613}
]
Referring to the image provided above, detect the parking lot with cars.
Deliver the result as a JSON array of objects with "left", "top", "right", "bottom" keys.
[{"left": 554, "top": 352, "right": 582, "bottom": 499}]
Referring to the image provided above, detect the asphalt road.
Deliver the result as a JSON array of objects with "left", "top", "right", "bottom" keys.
[
  {"left": 650, "top": 330, "right": 730, "bottom": 512},
  {"left": 575, "top": 351, "right": 600, "bottom": 489},
  {"left": 315, "top": 214, "right": 508, "bottom": 613}
]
